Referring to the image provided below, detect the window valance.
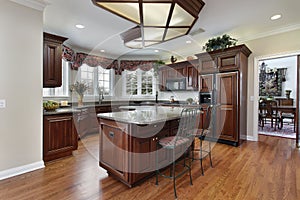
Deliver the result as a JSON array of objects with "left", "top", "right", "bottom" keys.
[
  {"left": 120, "top": 60, "right": 154, "bottom": 72},
  {"left": 62, "top": 45, "right": 118, "bottom": 71},
  {"left": 62, "top": 46, "right": 159, "bottom": 75}
]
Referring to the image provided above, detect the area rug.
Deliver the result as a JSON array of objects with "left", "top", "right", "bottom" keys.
[{"left": 258, "top": 122, "right": 296, "bottom": 139}]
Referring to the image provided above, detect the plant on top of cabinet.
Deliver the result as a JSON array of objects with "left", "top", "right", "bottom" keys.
[{"left": 203, "top": 34, "right": 237, "bottom": 52}]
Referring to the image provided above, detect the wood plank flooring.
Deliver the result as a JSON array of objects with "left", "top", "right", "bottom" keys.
[{"left": 0, "top": 134, "right": 299, "bottom": 200}]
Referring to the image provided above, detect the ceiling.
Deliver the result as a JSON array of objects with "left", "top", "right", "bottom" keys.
[{"left": 43, "top": 0, "right": 300, "bottom": 61}]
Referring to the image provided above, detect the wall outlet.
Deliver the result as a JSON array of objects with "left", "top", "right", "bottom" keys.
[
  {"left": 0, "top": 99, "right": 6, "bottom": 108},
  {"left": 250, "top": 96, "right": 254, "bottom": 101}
]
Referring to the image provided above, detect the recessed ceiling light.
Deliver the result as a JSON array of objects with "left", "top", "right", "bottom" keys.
[
  {"left": 75, "top": 24, "right": 85, "bottom": 29},
  {"left": 270, "top": 14, "right": 282, "bottom": 20},
  {"left": 100, "top": 50, "right": 105, "bottom": 52},
  {"left": 154, "top": 50, "right": 159, "bottom": 53},
  {"left": 186, "top": 40, "right": 192, "bottom": 44}
]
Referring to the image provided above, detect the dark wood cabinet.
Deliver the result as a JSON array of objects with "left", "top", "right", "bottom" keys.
[
  {"left": 216, "top": 72, "right": 238, "bottom": 142},
  {"left": 276, "top": 98, "right": 294, "bottom": 106},
  {"left": 198, "top": 55, "right": 217, "bottom": 74},
  {"left": 186, "top": 60, "right": 199, "bottom": 90},
  {"left": 43, "top": 32, "right": 67, "bottom": 88},
  {"left": 199, "top": 74, "right": 213, "bottom": 92},
  {"left": 196, "top": 44, "right": 251, "bottom": 146},
  {"left": 99, "top": 118, "right": 182, "bottom": 187},
  {"left": 43, "top": 114, "right": 78, "bottom": 162},
  {"left": 159, "top": 60, "right": 198, "bottom": 91},
  {"left": 77, "top": 105, "right": 114, "bottom": 138}
]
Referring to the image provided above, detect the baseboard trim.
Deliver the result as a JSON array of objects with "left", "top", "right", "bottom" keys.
[
  {"left": 241, "top": 135, "right": 258, "bottom": 141},
  {"left": 0, "top": 161, "right": 45, "bottom": 181}
]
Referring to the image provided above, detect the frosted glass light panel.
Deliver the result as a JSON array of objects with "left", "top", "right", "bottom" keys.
[
  {"left": 97, "top": 2, "right": 140, "bottom": 23},
  {"left": 143, "top": 3, "right": 171, "bottom": 26},
  {"left": 144, "top": 28, "right": 165, "bottom": 41},
  {"left": 165, "top": 28, "right": 189, "bottom": 40},
  {"left": 169, "top": 4, "right": 195, "bottom": 26}
]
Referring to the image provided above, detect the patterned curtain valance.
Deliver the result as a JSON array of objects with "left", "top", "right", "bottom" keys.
[
  {"left": 62, "top": 45, "right": 75, "bottom": 62},
  {"left": 120, "top": 60, "right": 155, "bottom": 72},
  {"left": 62, "top": 45, "right": 118, "bottom": 72}
]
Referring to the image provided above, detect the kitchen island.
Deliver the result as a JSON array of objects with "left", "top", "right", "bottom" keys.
[{"left": 97, "top": 106, "right": 187, "bottom": 187}]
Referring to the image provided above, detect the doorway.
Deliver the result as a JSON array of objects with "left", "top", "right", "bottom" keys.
[{"left": 253, "top": 51, "right": 299, "bottom": 143}]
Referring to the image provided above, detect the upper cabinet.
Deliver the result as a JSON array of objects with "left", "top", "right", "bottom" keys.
[
  {"left": 159, "top": 59, "right": 198, "bottom": 91},
  {"left": 196, "top": 44, "right": 252, "bottom": 74},
  {"left": 43, "top": 32, "right": 68, "bottom": 88}
]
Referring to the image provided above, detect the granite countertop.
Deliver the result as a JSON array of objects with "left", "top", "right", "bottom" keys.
[
  {"left": 43, "top": 108, "right": 81, "bottom": 116},
  {"left": 98, "top": 106, "right": 184, "bottom": 125}
]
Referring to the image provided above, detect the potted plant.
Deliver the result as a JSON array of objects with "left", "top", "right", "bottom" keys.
[
  {"left": 153, "top": 60, "right": 165, "bottom": 77},
  {"left": 70, "top": 81, "right": 89, "bottom": 106},
  {"left": 203, "top": 34, "right": 237, "bottom": 52}
]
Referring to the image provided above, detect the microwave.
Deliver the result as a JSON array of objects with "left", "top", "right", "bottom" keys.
[{"left": 166, "top": 78, "right": 186, "bottom": 91}]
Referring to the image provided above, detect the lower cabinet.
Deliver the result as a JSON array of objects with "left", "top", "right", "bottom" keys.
[
  {"left": 43, "top": 114, "right": 78, "bottom": 162},
  {"left": 99, "top": 118, "right": 176, "bottom": 187}
]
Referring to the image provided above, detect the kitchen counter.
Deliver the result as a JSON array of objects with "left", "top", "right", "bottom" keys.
[
  {"left": 98, "top": 106, "right": 183, "bottom": 125},
  {"left": 43, "top": 107, "right": 81, "bottom": 115}
]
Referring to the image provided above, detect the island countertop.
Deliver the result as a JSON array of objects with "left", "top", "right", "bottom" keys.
[{"left": 97, "top": 106, "right": 184, "bottom": 125}]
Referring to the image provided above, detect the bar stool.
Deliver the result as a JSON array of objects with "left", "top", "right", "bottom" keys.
[
  {"left": 155, "top": 107, "right": 200, "bottom": 199},
  {"left": 192, "top": 104, "right": 214, "bottom": 175}
]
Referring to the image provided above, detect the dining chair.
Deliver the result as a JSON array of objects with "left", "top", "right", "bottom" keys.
[
  {"left": 192, "top": 104, "right": 215, "bottom": 175},
  {"left": 281, "top": 112, "right": 296, "bottom": 132},
  {"left": 155, "top": 107, "right": 200, "bottom": 199},
  {"left": 259, "top": 99, "right": 282, "bottom": 130}
]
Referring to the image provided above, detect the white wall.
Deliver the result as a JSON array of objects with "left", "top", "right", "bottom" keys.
[{"left": 0, "top": 1, "right": 44, "bottom": 177}]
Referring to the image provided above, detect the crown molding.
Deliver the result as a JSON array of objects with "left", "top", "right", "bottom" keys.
[
  {"left": 10, "top": 0, "right": 49, "bottom": 11},
  {"left": 239, "top": 23, "right": 300, "bottom": 43}
]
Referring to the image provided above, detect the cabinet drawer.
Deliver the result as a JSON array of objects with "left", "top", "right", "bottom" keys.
[{"left": 133, "top": 122, "right": 167, "bottom": 138}]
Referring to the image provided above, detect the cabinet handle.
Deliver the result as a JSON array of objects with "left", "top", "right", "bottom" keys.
[{"left": 109, "top": 131, "right": 114, "bottom": 138}]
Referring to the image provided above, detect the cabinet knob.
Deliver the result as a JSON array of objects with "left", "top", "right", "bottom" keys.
[{"left": 109, "top": 131, "right": 114, "bottom": 138}]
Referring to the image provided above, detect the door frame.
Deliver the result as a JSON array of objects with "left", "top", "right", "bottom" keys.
[{"left": 253, "top": 50, "right": 300, "bottom": 141}]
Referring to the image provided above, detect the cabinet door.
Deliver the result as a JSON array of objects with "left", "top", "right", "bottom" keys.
[
  {"left": 198, "top": 55, "right": 217, "bottom": 74},
  {"left": 43, "top": 33, "right": 67, "bottom": 88},
  {"left": 218, "top": 53, "right": 238, "bottom": 71},
  {"left": 43, "top": 41, "right": 62, "bottom": 87},
  {"left": 199, "top": 74, "right": 213, "bottom": 92},
  {"left": 186, "top": 64, "right": 198, "bottom": 90},
  {"left": 43, "top": 115, "right": 78, "bottom": 161},
  {"left": 100, "top": 121, "right": 128, "bottom": 182},
  {"left": 216, "top": 72, "right": 238, "bottom": 142},
  {"left": 159, "top": 68, "right": 168, "bottom": 91},
  {"left": 175, "top": 66, "right": 186, "bottom": 78}
]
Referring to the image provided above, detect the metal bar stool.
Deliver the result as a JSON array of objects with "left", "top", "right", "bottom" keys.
[
  {"left": 192, "top": 104, "right": 215, "bottom": 175},
  {"left": 155, "top": 107, "right": 200, "bottom": 199}
]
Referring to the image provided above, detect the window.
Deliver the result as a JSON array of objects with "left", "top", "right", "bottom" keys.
[
  {"left": 78, "top": 64, "right": 113, "bottom": 96},
  {"left": 122, "top": 68, "right": 156, "bottom": 96},
  {"left": 43, "top": 60, "right": 69, "bottom": 97}
]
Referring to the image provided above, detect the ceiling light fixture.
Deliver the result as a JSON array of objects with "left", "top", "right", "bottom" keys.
[
  {"left": 75, "top": 24, "right": 85, "bottom": 29},
  {"left": 270, "top": 14, "right": 282, "bottom": 20},
  {"left": 100, "top": 49, "right": 105, "bottom": 52},
  {"left": 92, "top": 0, "right": 205, "bottom": 49},
  {"left": 186, "top": 40, "right": 192, "bottom": 44},
  {"left": 154, "top": 50, "right": 159, "bottom": 53}
]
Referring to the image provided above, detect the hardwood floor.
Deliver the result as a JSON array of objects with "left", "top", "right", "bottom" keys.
[{"left": 1, "top": 134, "right": 299, "bottom": 200}]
